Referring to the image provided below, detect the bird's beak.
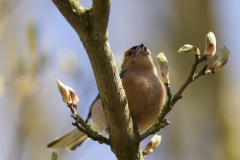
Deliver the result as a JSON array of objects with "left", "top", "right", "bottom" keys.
[{"left": 135, "top": 44, "right": 146, "bottom": 56}]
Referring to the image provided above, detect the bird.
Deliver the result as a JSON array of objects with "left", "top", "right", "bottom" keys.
[{"left": 47, "top": 44, "right": 166, "bottom": 150}]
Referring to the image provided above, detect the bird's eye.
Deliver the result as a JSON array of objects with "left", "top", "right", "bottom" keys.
[{"left": 128, "top": 51, "right": 132, "bottom": 56}]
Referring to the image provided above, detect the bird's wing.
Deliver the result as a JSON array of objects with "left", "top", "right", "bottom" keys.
[
  {"left": 85, "top": 94, "right": 100, "bottom": 122},
  {"left": 86, "top": 69, "right": 128, "bottom": 122}
]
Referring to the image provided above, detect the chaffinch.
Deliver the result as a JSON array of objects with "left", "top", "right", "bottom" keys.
[{"left": 47, "top": 44, "right": 166, "bottom": 150}]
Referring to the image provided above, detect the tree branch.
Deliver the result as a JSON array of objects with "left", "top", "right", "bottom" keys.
[
  {"left": 171, "top": 55, "right": 210, "bottom": 106},
  {"left": 53, "top": 0, "right": 143, "bottom": 159},
  {"left": 71, "top": 114, "right": 110, "bottom": 145},
  {"left": 141, "top": 54, "right": 216, "bottom": 140},
  {"left": 66, "top": 103, "right": 110, "bottom": 145}
]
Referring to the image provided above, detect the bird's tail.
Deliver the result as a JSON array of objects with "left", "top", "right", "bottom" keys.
[{"left": 47, "top": 129, "right": 88, "bottom": 150}]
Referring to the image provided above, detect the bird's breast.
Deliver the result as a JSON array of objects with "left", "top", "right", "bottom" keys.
[{"left": 122, "top": 71, "right": 166, "bottom": 131}]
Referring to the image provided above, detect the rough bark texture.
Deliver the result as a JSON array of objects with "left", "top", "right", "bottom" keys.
[{"left": 52, "top": 0, "right": 143, "bottom": 159}]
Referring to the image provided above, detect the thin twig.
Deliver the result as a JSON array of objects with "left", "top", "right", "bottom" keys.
[
  {"left": 165, "top": 83, "right": 172, "bottom": 109},
  {"left": 68, "top": 104, "right": 110, "bottom": 145},
  {"left": 193, "top": 65, "right": 215, "bottom": 80},
  {"left": 141, "top": 54, "right": 215, "bottom": 140},
  {"left": 140, "top": 119, "right": 170, "bottom": 140},
  {"left": 72, "top": 121, "right": 110, "bottom": 145},
  {"left": 171, "top": 55, "right": 207, "bottom": 106}
]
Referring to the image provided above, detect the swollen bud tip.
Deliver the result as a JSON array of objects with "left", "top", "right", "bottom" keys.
[
  {"left": 57, "top": 79, "right": 70, "bottom": 103},
  {"left": 157, "top": 53, "right": 170, "bottom": 84},
  {"left": 51, "top": 152, "right": 57, "bottom": 160},
  {"left": 56, "top": 79, "right": 79, "bottom": 105},
  {"left": 211, "top": 45, "right": 230, "bottom": 71},
  {"left": 143, "top": 135, "right": 162, "bottom": 156},
  {"left": 203, "top": 31, "right": 216, "bottom": 59},
  {"left": 178, "top": 44, "right": 200, "bottom": 56},
  {"left": 69, "top": 87, "right": 79, "bottom": 106}
]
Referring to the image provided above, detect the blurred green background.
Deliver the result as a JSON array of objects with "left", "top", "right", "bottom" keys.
[{"left": 0, "top": 0, "right": 239, "bottom": 160}]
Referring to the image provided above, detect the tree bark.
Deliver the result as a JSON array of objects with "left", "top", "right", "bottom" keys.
[{"left": 52, "top": 0, "right": 143, "bottom": 159}]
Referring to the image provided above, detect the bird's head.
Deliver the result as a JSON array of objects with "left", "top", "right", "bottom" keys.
[{"left": 121, "top": 44, "right": 155, "bottom": 71}]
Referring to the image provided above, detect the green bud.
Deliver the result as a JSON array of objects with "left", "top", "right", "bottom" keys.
[
  {"left": 203, "top": 32, "right": 216, "bottom": 59},
  {"left": 157, "top": 53, "right": 169, "bottom": 84},
  {"left": 57, "top": 79, "right": 70, "bottom": 103},
  {"left": 212, "top": 45, "right": 230, "bottom": 71},
  {"left": 69, "top": 87, "right": 79, "bottom": 105},
  {"left": 178, "top": 44, "right": 200, "bottom": 56},
  {"left": 51, "top": 152, "right": 57, "bottom": 160},
  {"left": 56, "top": 79, "right": 79, "bottom": 105},
  {"left": 151, "top": 134, "right": 161, "bottom": 151},
  {"left": 143, "top": 135, "right": 162, "bottom": 156},
  {"left": 205, "top": 32, "right": 216, "bottom": 46}
]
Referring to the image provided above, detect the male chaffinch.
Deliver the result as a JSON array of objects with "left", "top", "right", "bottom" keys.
[{"left": 47, "top": 44, "right": 166, "bottom": 150}]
